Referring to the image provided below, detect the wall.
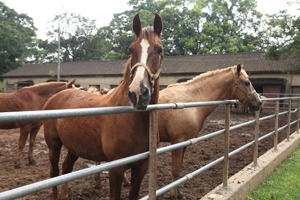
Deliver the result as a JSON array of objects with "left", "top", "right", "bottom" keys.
[{"left": 3, "top": 73, "right": 300, "bottom": 94}]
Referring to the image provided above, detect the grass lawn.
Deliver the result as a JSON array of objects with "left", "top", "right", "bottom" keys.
[{"left": 248, "top": 145, "right": 300, "bottom": 200}]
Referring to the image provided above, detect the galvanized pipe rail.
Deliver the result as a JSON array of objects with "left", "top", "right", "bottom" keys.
[
  {"left": 0, "top": 97, "right": 299, "bottom": 200},
  {"left": 141, "top": 102, "right": 300, "bottom": 199},
  {"left": 0, "top": 100, "right": 236, "bottom": 200}
]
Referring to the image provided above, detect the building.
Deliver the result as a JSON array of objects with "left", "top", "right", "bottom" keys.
[{"left": 1, "top": 52, "right": 299, "bottom": 99}]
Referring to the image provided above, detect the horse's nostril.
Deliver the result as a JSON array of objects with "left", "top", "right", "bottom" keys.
[
  {"left": 141, "top": 87, "right": 149, "bottom": 97},
  {"left": 128, "top": 90, "right": 137, "bottom": 105}
]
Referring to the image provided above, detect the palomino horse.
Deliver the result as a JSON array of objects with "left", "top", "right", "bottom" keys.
[
  {"left": 0, "top": 80, "right": 75, "bottom": 168},
  {"left": 43, "top": 13, "right": 163, "bottom": 200},
  {"left": 95, "top": 64, "right": 261, "bottom": 199},
  {"left": 158, "top": 63, "right": 261, "bottom": 199}
]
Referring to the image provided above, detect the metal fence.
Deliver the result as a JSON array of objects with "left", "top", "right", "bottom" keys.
[{"left": 0, "top": 97, "right": 299, "bottom": 200}]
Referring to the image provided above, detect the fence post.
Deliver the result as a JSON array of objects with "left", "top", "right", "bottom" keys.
[
  {"left": 253, "top": 110, "right": 260, "bottom": 167},
  {"left": 274, "top": 100, "right": 279, "bottom": 150},
  {"left": 287, "top": 98, "right": 291, "bottom": 142},
  {"left": 297, "top": 99, "right": 300, "bottom": 134},
  {"left": 223, "top": 103, "right": 230, "bottom": 187},
  {"left": 149, "top": 110, "right": 158, "bottom": 200}
]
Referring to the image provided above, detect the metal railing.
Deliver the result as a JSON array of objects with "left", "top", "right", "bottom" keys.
[{"left": 0, "top": 97, "right": 299, "bottom": 200}]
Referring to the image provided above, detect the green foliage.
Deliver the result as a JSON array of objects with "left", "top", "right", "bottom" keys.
[
  {"left": 3, "top": 0, "right": 297, "bottom": 68},
  {"left": 102, "top": 0, "right": 263, "bottom": 58},
  {"left": 48, "top": 70, "right": 56, "bottom": 79},
  {"left": 262, "top": 10, "right": 300, "bottom": 71},
  {"left": 0, "top": 1, "right": 37, "bottom": 75},
  {"left": 248, "top": 145, "right": 300, "bottom": 199},
  {"left": 41, "top": 12, "right": 104, "bottom": 62},
  {"left": 0, "top": 79, "right": 3, "bottom": 91}
]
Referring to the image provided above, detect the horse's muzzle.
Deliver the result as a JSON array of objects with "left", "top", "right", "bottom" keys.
[
  {"left": 248, "top": 100, "right": 262, "bottom": 112},
  {"left": 128, "top": 85, "right": 150, "bottom": 110}
]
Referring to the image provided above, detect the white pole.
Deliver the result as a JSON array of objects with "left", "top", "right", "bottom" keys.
[{"left": 57, "top": 23, "right": 60, "bottom": 82}]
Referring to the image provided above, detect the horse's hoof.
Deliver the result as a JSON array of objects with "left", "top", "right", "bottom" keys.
[
  {"left": 170, "top": 192, "right": 185, "bottom": 200},
  {"left": 178, "top": 193, "right": 186, "bottom": 200},
  {"left": 94, "top": 183, "right": 103, "bottom": 190},
  {"left": 123, "top": 181, "right": 131, "bottom": 187},
  {"left": 29, "top": 158, "right": 37, "bottom": 165},
  {"left": 14, "top": 164, "right": 22, "bottom": 169}
]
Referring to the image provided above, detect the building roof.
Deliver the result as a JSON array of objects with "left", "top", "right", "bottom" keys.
[{"left": 1, "top": 52, "right": 297, "bottom": 78}]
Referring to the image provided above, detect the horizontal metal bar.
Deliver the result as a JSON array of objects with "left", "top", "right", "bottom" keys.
[
  {"left": 279, "top": 111, "right": 289, "bottom": 116},
  {"left": 258, "top": 131, "right": 275, "bottom": 141},
  {"left": 2, "top": 97, "right": 299, "bottom": 200},
  {"left": 0, "top": 152, "right": 149, "bottom": 200},
  {"left": 142, "top": 115, "right": 300, "bottom": 199},
  {"left": 260, "top": 114, "right": 275, "bottom": 121},
  {"left": 0, "top": 100, "right": 239, "bottom": 123},
  {"left": 0, "top": 98, "right": 298, "bottom": 124}
]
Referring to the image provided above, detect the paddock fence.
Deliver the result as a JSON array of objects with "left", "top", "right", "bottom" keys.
[{"left": 0, "top": 96, "right": 299, "bottom": 200}]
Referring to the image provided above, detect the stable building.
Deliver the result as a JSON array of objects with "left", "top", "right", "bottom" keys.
[{"left": 1, "top": 52, "right": 299, "bottom": 99}]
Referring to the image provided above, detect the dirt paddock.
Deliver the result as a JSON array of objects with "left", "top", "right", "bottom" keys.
[{"left": 0, "top": 106, "right": 298, "bottom": 199}]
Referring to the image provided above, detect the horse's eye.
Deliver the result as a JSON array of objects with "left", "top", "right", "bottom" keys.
[
  {"left": 128, "top": 47, "right": 134, "bottom": 54},
  {"left": 155, "top": 46, "right": 162, "bottom": 55},
  {"left": 245, "top": 81, "right": 250, "bottom": 86}
]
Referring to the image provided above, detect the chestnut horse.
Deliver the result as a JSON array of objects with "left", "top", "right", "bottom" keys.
[
  {"left": 158, "top": 63, "right": 261, "bottom": 199},
  {"left": 43, "top": 13, "right": 163, "bottom": 200},
  {"left": 0, "top": 80, "right": 75, "bottom": 168}
]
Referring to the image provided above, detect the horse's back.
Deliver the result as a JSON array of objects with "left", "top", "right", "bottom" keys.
[
  {"left": 0, "top": 93, "right": 23, "bottom": 112},
  {"left": 43, "top": 89, "right": 102, "bottom": 110},
  {"left": 43, "top": 89, "right": 113, "bottom": 161}
]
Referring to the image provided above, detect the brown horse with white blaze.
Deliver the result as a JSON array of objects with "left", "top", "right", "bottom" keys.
[
  {"left": 43, "top": 13, "right": 163, "bottom": 200},
  {"left": 0, "top": 80, "right": 75, "bottom": 168},
  {"left": 158, "top": 63, "right": 261, "bottom": 199}
]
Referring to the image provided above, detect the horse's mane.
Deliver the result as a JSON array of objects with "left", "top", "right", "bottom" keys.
[
  {"left": 167, "top": 65, "right": 248, "bottom": 88},
  {"left": 21, "top": 82, "right": 65, "bottom": 90}
]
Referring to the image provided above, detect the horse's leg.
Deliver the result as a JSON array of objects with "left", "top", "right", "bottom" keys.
[
  {"left": 59, "top": 151, "right": 79, "bottom": 200},
  {"left": 129, "top": 161, "right": 149, "bottom": 200},
  {"left": 94, "top": 161, "right": 102, "bottom": 189},
  {"left": 48, "top": 141, "right": 62, "bottom": 200},
  {"left": 28, "top": 126, "right": 41, "bottom": 165},
  {"left": 94, "top": 162, "right": 130, "bottom": 189},
  {"left": 14, "top": 127, "right": 30, "bottom": 168},
  {"left": 123, "top": 171, "right": 131, "bottom": 187},
  {"left": 170, "top": 146, "right": 187, "bottom": 200},
  {"left": 108, "top": 166, "right": 126, "bottom": 200}
]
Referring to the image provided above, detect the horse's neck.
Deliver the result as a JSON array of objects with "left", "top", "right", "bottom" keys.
[
  {"left": 35, "top": 84, "right": 65, "bottom": 101},
  {"left": 108, "top": 62, "right": 133, "bottom": 106},
  {"left": 185, "top": 69, "right": 233, "bottom": 102}
]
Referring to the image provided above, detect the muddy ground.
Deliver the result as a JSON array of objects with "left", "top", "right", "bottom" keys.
[{"left": 0, "top": 106, "right": 298, "bottom": 200}]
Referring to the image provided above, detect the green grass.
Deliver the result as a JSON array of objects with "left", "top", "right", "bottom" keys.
[{"left": 247, "top": 145, "right": 300, "bottom": 200}]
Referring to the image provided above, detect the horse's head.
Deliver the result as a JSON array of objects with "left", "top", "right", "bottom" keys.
[
  {"left": 230, "top": 63, "right": 262, "bottom": 112},
  {"left": 128, "top": 13, "right": 163, "bottom": 110}
]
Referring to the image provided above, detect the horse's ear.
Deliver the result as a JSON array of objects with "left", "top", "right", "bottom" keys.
[
  {"left": 67, "top": 79, "right": 76, "bottom": 88},
  {"left": 132, "top": 13, "right": 142, "bottom": 38},
  {"left": 237, "top": 63, "right": 243, "bottom": 75},
  {"left": 153, "top": 13, "right": 163, "bottom": 37}
]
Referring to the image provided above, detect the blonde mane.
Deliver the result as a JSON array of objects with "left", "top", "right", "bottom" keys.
[{"left": 167, "top": 65, "right": 248, "bottom": 88}]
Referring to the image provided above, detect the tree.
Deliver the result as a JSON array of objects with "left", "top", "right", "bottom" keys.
[
  {"left": 102, "top": 0, "right": 263, "bottom": 58},
  {"left": 0, "top": 1, "right": 37, "bottom": 75},
  {"left": 42, "top": 12, "right": 102, "bottom": 62},
  {"left": 262, "top": 10, "right": 300, "bottom": 70}
]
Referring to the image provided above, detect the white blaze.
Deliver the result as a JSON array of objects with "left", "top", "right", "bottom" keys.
[
  {"left": 128, "top": 38, "right": 150, "bottom": 106},
  {"left": 135, "top": 39, "right": 149, "bottom": 80}
]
